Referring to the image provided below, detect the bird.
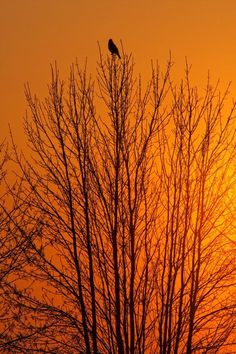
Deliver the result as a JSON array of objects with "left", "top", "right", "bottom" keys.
[{"left": 108, "top": 39, "right": 121, "bottom": 59}]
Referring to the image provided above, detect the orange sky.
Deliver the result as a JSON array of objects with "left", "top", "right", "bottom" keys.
[{"left": 1, "top": 0, "right": 236, "bottom": 145}]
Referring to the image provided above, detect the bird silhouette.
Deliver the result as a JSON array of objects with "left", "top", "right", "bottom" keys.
[{"left": 108, "top": 39, "right": 121, "bottom": 59}]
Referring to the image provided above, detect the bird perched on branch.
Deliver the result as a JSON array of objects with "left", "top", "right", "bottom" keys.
[{"left": 108, "top": 39, "right": 121, "bottom": 59}]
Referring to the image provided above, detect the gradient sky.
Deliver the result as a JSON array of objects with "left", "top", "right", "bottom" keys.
[{"left": 1, "top": 0, "right": 236, "bottom": 144}]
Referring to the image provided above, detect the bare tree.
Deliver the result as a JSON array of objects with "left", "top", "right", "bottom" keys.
[
  {"left": 0, "top": 142, "right": 31, "bottom": 351},
  {"left": 4, "top": 52, "right": 236, "bottom": 353},
  {"left": 153, "top": 67, "right": 236, "bottom": 354}
]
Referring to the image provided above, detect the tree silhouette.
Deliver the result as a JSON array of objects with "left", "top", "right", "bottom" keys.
[
  {"left": 0, "top": 142, "right": 31, "bottom": 351},
  {"left": 2, "top": 52, "right": 236, "bottom": 353}
]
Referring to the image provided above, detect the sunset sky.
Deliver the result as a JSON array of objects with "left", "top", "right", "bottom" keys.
[
  {"left": 1, "top": 0, "right": 236, "bottom": 144},
  {"left": 1, "top": 2, "right": 236, "bottom": 352}
]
